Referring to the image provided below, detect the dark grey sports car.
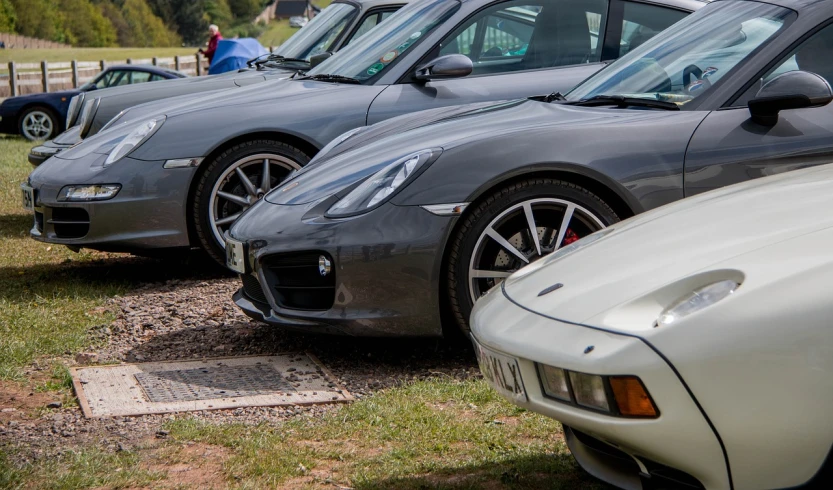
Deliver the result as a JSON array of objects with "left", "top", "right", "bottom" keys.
[
  {"left": 24, "top": 0, "right": 697, "bottom": 265},
  {"left": 27, "top": 0, "right": 406, "bottom": 165},
  {"left": 227, "top": 0, "right": 833, "bottom": 337}
]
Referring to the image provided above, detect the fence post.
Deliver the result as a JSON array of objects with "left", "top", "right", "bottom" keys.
[
  {"left": 71, "top": 60, "right": 79, "bottom": 88},
  {"left": 269, "top": 46, "right": 274, "bottom": 53},
  {"left": 100, "top": 60, "right": 106, "bottom": 71},
  {"left": 126, "top": 58, "right": 132, "bottom": 65},
  {"left": 152, "top": 57, "right": 158, "bottom": 66},
  {"left": 8, "top": 62, "right": 17, "bottom": 97},
  {"left": 175, "top": 55, "right": 181, "bottom": 71},
  {"left": 41, "top": 60, "right": 49, "bottom": 93},
  {"left": 196, "top": 54, "right": 202, "bottom": 76}
]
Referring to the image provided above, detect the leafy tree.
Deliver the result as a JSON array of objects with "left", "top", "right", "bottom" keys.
[
  {"left": 121, "top": 0, "right": 181, "bottom": 47},
  {"left": 228, "top": 0, "right": 261, "bottom": 20},
  {"left": 205, "top": 0, "right": 233, "bottom": 28},
  {"left": 98, "top": 1, "right": 137, "bottom": 47},
  {"left": 60, "top": 0, "right": 118, "bottom": 47},
  {"left": 0, "top": 0, "right": 16, "bottom": 33},
  {"left": 9, "top": 0, "right": 63, "bottom": 42}
]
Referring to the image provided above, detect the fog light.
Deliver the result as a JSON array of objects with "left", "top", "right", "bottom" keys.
[
  {"left": 57, "top": 184, "right": 121, "bottom": 202},
  {"left": 569, "top": 372, "right": 609, "bottom": 412},
  {"left": 318, "top": 255, "right": 332, "bottom": 276},
  {"left": 610, "top": 376, "right": 658, "bottom": 417},
  {"left": 537, "top": 364, "right": 570, "bottom": 401}
]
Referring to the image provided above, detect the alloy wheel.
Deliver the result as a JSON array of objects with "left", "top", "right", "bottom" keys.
[
  {"left": 208, "top": 153, "right": 301, "bottom": 247},
  {"left": 467, "top": 198, "right": 606, "bottom": 302},
  {"left": 21, "top": 110, "right": 53, "bottom": 140}
]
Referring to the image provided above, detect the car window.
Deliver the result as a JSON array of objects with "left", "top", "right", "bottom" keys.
[
  {"left": 150, "top": 74, "right": 166, "bottom": 82},
  {"left": 734, "top": 23, "right": 833, "bottom": 106},
  {"left": 93, "top": 71, "right": 115, "bottom": 89},
  {"left": 567, "top": 1, "right": 794, "bottom": 108},
  {"left": 618, "top": 2, "right": 688, "bottom": 57},
  {"left": 438, "top": 0, "right": 608, "bottom": 77},
  {"left": 129, "top": 71, "right": 153, "bottom": 84},
  {"left": 347, "top": 9, "right": 400, "bottom": 45},
  {"left": 277, "top": 2, "right": 359, "bottom": 59}
]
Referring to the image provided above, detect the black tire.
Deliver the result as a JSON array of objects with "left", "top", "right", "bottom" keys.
[
  {"left": 191, "top": 139, "right": 311, "bottom": 265},
  {"left": 446, "top": 178, "right": 620, "bottom": 333},
  {"left": 18, "top": 105, "right": 60, "bottom": 141}
]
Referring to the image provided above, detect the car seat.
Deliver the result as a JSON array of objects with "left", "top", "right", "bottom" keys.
[{"left": 522, "top": 0, "right": 592, "bottom": 70}]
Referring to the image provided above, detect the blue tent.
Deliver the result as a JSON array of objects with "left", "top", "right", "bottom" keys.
[{"left": 208, "top": 38, "right": 268, "bottom": 75}]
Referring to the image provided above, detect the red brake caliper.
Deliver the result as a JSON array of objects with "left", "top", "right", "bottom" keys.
[{"left": 562, "top": 229, "right": 580, "bottom": 245}]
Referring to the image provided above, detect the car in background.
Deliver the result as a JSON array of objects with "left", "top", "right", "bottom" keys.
[
  {"left": 24, "top": 0, "right": 699, "bottom": 269},
  {"left": 27, "top": 0, "right": 406, "bottom": 165},
  {"left": 290, "top": 16, "right": 310, "bottom": 28},
  {"left": 0, "top": 65, "right": 186, "bottom": 141},
  {"left": 471, "top": 162, "right": 833, "bottom": 489},
  {"left": 225, "top": 0, "right": 833, "bottom": 338}
]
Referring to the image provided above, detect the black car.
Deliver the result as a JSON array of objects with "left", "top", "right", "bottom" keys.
[
  {"left": 228, "top": 0, "right": 833, "bottom": 338},
  {"left": 0, "top": 65, "right": 186, "bottom": 141}
]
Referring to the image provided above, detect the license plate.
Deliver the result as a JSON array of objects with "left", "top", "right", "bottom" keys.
[
  {"left": 474, "top": 339, "right": 527, "bottom": 403},
  {"left": 225, "top": 237, "right": 246, "bottom": 274},
  {"left": 21, "top": 184, "right": 34, "bottom": 211}
]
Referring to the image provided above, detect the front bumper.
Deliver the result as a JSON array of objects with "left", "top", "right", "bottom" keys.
[
  {"left": 229, "top": 199, "right": 457, "bottom": 337},
  {"left": 26, "top": 155, "right": 197, "bottom": 252},
  {"left": 29, "top": 140, "right": 73, "bottom": 166},
  {"left": 470, "top": 286, "right": 730, "bottom": 489}
]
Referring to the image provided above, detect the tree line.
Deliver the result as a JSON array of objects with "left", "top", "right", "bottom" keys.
[{"left": 0, "top": 0, "right": 271, "bottom": 48}]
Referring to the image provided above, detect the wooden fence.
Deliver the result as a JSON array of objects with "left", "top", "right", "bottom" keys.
[
  {"left": 0, "top": 33, "right": 71, "bottom": 49},
  {"left": 0, "top": 55, "right": 212, "bottom": 98}
]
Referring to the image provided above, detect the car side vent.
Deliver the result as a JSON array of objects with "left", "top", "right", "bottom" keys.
[{"left": 261, "top": 252, "right": 335, "bottom": 311}]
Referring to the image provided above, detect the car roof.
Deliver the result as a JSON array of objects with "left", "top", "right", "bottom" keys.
[
  {"left": 714, "top": 0, "right": 832, "bottom": 13},
  {"left": 345, "top": 0, "right": 408, "bottom": 8},
  {"left": 105, "top": 64, "right": 188, "bottom": 78}
]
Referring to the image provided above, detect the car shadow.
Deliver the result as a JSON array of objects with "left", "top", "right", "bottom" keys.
[
  {"left": 351, "top": 452, "right": 611, "bottom": 489},
  {"left": 0, "top": 214, "right": 32, "bottom": 238}
]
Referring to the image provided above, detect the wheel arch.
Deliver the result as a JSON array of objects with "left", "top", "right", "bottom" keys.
[
  {"left": 17, "top": 102, "right": 64, "bottom": 134},
  {"left": 184, "top": 131, "right": 321, "bottom": 247},
  {"left": 436, "top": 164, "right": 640, "bottom": 336}
]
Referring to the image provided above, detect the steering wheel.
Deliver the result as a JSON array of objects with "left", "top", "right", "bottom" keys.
[{"left": 683, "top": 64, "right": 712, "bottom": 94}]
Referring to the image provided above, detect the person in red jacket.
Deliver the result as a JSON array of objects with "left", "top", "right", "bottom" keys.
[{"left": 199, "top": 24, "right": 223, "bottom": 63}]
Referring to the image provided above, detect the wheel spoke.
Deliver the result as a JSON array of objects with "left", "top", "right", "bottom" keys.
[
  {"left": 470, "top": 269, "right": 512, "bottom": 279},
  {"left": 217, "top": 191, "right": 250, "bottom": 207},
  {"left": 553, "top": 204, "right": 576, "bottom": 249},
  {"left": 523, "top": 202, "right": 542, "bottom": 256},
  {"left": 485, "top": 227, "right": 529, "bottom": 264},
  {"left": 261, "top": 159, "right": 271, "bottom": 192},
  {"left": 235, "top": 167, "right": 258, "bottom": 197},
  {"left": 215, "top": 212, "right": 242, "bottom": 226}
]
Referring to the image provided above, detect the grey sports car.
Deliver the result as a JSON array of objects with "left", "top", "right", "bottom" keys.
[
  {"left": 27, "top": 0, "right": 406, "bottom": 165},
  {"left": 227, "top": 0, "right": 833, "bottom": 337},
  {"left": 23, "top": 0, "right": 698, "bottom": 265}
]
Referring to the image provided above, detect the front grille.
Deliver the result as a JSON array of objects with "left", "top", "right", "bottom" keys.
[
  {"left": 261, "top": 252, "right": 335, "bottom": 311},
  {"left": 241, "top": 274, "right": 268, "bottom": 304},
  {"left": 571, "top": 428, "right": 704, "bottom": 489},
  {"left": 48, "top": 207, "right": 90, "bottom": 239}
]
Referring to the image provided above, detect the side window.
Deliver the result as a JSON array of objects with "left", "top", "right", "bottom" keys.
[
  {"left": 104, "top": 71, "right": 130, "bottom": 87},
  {"left": 735, "top": 23, "right": 833, "bottom": 106},
  {"left": 150, "top": 74, "right": 165, "bottom": 82},
  {"left": 619, "top": 2, "right": 688, "bottom": 57},
  {"left": 129, "top": 71, "right": 153, "bottom": 84},
  {"left": 437, "top": 0, "right": 609, "bottom": 76},
  {"left": 347, "top": 9, "right": 399, "bottom": 45},
  {"left": 94, "top": 71, "right": 115, "bottom": 89}
]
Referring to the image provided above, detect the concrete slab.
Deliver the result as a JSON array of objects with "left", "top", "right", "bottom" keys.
[{"left": 71, "top": 354, "right": 351, "bottom": 418}]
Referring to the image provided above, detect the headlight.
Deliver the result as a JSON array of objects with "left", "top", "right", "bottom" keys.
[
  {"left": 66, "top": 93, "right": 85, "bottom": 128},
  {"left": 78, "top": 98, "right": 101, "bottom": 138},
  {"left": 656, "top": 279, "right": 739, "bottom": 327},
  {"left": 308, "top": 126, "right": 367, "bottom": 167},
  {"left": 326, "top": 149, "right": 439, "bottom": 217},
  {"left": 58, "top": 184, "right": 121, "bottom": 202},
  {"left": 100, "top": 109, "right": 128, "bottom": 133},
  {"left": 104, "top": 117, "right": 164, "bottom": 166}
]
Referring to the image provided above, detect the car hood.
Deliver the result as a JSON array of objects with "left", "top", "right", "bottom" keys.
[
  {"left": 501, "top": 163, "right": 833, "bottom": 330},
  {"left": 267, "top": 99, "right": 679, "bottom": 206},
  {"left": 1, "top": 89, "right": 79, "bottom": 106}
]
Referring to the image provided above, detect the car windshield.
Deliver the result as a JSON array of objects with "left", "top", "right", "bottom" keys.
[
  {"left": 274, "top": 2, "right": 359, "bottom": 61},
  {"left": 306, "top": 0, "right": 461, "bottom": 82},
  {"left": 566, "top": 1, "right": 795, "bottom": 108}
]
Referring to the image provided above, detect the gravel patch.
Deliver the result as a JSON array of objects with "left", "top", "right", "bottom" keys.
[{"left": 2, "top": 261, "right": 479, "bottom": 464}]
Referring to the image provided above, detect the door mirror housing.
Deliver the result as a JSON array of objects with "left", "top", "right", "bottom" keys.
[
  {"left": 415, "top": 54, "right": 473, "bottom": 82},
  {"left": 748, "top": 71, "right": 833, "bottom": 126},
  {"left": 309, "top": 52, "right": 332, "bottom": 68}
]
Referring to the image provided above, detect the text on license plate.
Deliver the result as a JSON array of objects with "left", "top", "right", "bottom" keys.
[
  {"left": 226, "top": 238, "right": 245, "bottom": 274},
  {"left": 475, "top": 340, "right": 527, "bottom": 402},
  {"left": 21, "top": 185, "right": 34, "bottom": 211}
]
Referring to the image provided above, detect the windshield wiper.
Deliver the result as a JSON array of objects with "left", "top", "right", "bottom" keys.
[
  {"left": 300, "top": 73, "right": 362, "bottom": 84},
  {"left": 529, "top": 91, "right": 566, "bottom": 103},
  {"left": 567, "top": 95, "right": 679, "bottom": 111},
  {"left": 256, "top": 55, "right": 310, "bottom": 68}
]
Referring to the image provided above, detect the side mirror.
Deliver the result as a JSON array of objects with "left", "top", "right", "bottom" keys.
[
  {"left": 748, "top": 71, "right": 833, "bottom": 126},
  {"left": 309, "top": 52, "right": 332, "bottom": 68},
  {"left": 415, "top": 54, "right": 473, "bottom": 82}
]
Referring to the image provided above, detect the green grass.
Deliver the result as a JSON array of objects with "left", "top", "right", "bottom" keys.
[
  {"left": 0, "top": 47, "right": 200, "bottom": 65},
  {"left": 258, "top": 19, "right": 297, "bottom": 49}
]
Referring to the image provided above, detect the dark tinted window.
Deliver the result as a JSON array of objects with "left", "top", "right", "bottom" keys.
[
  {"left": 619, "top": 2, "right": 688, "bottom": 57},
  {"left": 438, "top": 0, "right": 609, "bottom": 76}
]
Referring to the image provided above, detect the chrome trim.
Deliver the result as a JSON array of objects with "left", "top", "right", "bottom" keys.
[
  {"left": 420, "top": 202, "right": 469, "bottom": 216},
  {"left": 163, "top": 158, "right": 204, "bottom": 169}
]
